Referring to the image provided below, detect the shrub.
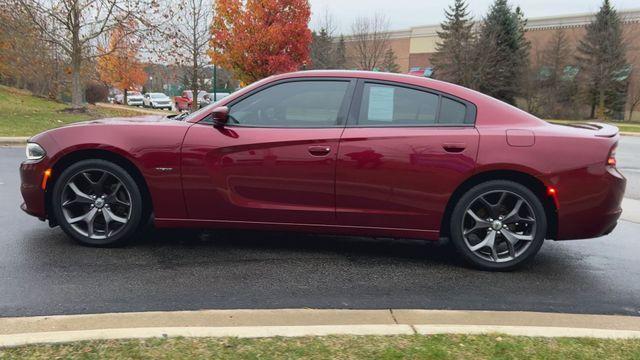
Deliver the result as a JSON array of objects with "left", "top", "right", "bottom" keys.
[{"left": 85, "top": 81, "right": 109, "bottom": 104}]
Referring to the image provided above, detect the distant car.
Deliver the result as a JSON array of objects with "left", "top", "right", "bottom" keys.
[
  {"left": 20, "top": 70, "right": 626, "bottom": 271},
  {"left": 143, "top": 93, "right": 172, "bottom": 110},
  {"left": 126, "top": 92, "right": 144, "bottom": 107},
  {"left": 198, "top": 92, "right": 231, "bottom": 108},
  {"left": 407, "top": 67, "right": 434, "bottom": 78},
  {"left": 174, "top": 90, "right": 208, "bottom": 111},
  {"left": 114, "top": 94, "right": 125, "bottom": 104}
]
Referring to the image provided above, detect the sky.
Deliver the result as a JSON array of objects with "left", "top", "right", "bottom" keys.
[{"left": 309, "top": 0, "right": 640, "bottom": 33}]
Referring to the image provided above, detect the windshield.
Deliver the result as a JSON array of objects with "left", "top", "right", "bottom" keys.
[
  {"left": 182, "top": 98, "right": 224, "bottom": 122},
  {"left": 150, "top": 93, "right": 166, "bottom": 98}
]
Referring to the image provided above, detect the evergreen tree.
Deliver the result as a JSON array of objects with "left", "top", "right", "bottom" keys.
[
  {"left": 382, "top": 48, "right": 400, "bottom": 73},
  {"left": 576, "top": 0, "right": 628, "bottom": 119},
  {"left": 310, "top": 28, "right": 334, "bottom": 69},
  {"left": 335, "top": 35, "right": 347, "bottom": 69},
  {"left": 476, "top": 0, "right": 530, "bottom": 105},
  {"left": 431, "top": 0, "right": 475, "bottom": 87},
  {"left": 539, "top": 29, "right": 579, "bottom": 117}
]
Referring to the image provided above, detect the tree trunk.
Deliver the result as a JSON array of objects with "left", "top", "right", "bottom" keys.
[
  {"left": 70, "top": 2, "right": 84, "bottom": 110},
  {"left": 124, "top": 88, "right": 128, "bottom": 105},
  {"left": 71, "top": 57, "right": 83, "bottom": 109}
]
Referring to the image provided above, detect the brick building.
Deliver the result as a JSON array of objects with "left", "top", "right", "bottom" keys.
[{"left": 346, "top": 9, "right": 640, "bottom": 74}]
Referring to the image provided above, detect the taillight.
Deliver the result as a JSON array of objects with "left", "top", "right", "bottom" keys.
[{"left": 607, "top": 144, "right": 617, "bottom": 167}]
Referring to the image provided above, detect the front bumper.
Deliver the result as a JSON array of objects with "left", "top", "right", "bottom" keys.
[
  {"left": 19, "top": 159, "right": 50, "bottom": 220},
  {"left": 551, "top": 164, "right": 626, "bottom": 240}
]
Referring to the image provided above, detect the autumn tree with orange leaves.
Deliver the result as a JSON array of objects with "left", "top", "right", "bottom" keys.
[
  {"left": 210, "top": 0, "right": 312, "bottom": 84},
  {"left": 98, "top": 25, "right": 147, "bottom": 104}
]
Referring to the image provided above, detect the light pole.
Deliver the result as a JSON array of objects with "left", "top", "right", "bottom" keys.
[{"left": 213, "top": 64, "right": 218, "bottom": 101}]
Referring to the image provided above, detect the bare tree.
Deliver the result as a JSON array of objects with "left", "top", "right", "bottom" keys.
[
  {"left": 156, "top": 0, "right": 213, "bottom": 109},
  {"left": 350, "top": 13, "right": 391, "bottom": 71},
  {"left": 11, "top": 0, "right": 158, "bottom": 110},
  {"left": 628, "top": 68, "right": 640, "bottom": 121}
]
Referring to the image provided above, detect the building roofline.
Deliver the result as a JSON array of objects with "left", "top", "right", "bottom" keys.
[{"left": 343, "top": 7, "right": 640, "bottom": 40}]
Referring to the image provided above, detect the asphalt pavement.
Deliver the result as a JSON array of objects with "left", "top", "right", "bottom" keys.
[
  {"left": 0, "top": 142, "right": 639, "bottom": 318},
  {"left": 619, "top": 136, "right": 640, "bottom": 200}
]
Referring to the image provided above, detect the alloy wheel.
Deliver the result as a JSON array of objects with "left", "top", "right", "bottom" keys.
[
  {"left": 60, "top": 169, "right": 132, "bottom": 240},
  {"left": 462, "top": 190, "right": 537, "bottom": 263}
]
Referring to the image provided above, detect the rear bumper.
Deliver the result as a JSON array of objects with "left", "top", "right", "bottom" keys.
[{"left": 551, "top": 165, "right": 626, "bottom": 240}]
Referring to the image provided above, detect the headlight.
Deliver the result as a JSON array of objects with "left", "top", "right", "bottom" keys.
[{"left": 26, "top": 142, "right": 46, "bottom": 161}]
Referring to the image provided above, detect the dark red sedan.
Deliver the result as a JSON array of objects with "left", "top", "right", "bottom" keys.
[{"left": 20, "top": 71, "right": 626, "bottom": 270}]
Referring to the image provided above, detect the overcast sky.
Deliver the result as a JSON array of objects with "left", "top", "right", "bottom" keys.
[{"left": 310, "top": 0, "right": 639, "bottom": 33}]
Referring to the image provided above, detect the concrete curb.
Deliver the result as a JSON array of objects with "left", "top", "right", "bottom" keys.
[
  {"left": 0, "top": 137, "right": 29, "bottom": 146},
  {"left": 2, "top": 309, "right": 640, "bottom": 347}
]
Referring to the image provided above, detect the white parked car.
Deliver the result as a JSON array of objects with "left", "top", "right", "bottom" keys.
[
  {"left": 198, "top": 92, "right": 231, "bottom": 108},
  {"left": 126, "top": 91, "right": 144, "bottom": 106},
  {"left": 143, "top": 93, "right": 172, "bottom": 110}
]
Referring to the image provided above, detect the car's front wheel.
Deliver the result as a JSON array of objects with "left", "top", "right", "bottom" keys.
[
  {"left": 51, "top": 159, "right": 144, "bottom": 247},
  {"left": 450, "top": 180, "right": 546, "bottom": 271}
]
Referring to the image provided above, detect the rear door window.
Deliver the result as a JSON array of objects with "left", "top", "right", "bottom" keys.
[{"left": 357, "top": 82, "right": 472, "bottom": 126}]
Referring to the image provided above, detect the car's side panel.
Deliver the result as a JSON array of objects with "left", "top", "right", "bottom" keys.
[
  {"left": 335, "top": 127, "right": 480, "bottom": 238},
  {"left": 475, "top": 124, "right": 625, "bottom": 240},
  {"left": 180, "top": 124, "right": 343, "bottom": 224},
  {"left": 32, "top": 118, "right": 191, "bottom": 220}
]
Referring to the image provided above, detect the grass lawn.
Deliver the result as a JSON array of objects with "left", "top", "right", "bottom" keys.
[
  {"left": 1, "top": 334, "right": 639, "bottom": 359},
  {"left": 0, "top": 86, "right": 147, "bottom": 137}
]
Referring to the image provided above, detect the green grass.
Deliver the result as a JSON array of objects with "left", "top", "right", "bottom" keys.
[
  {"left": 1, "top": 334, "right": 640, "bottom": 359},
  {"left": 0, "top": 86, "right": 145, "bottom": 137}
]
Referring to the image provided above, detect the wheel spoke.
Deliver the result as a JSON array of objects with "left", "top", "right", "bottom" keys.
[
  {"left": 464, "top": 209, "right": 491, "bottom": 235},
  {"left": 502, "top": 229, "right": 533, "bottom": 243},
  {"left": 502, "top": 199, "right": 524, "bottom": 224},
  {"left": 478, "top": 196, "right": 497, "bottom": 218},
  {"left": 83, "top": 171, "right": 108, "bottom": 194},
  {"left": 470, "top": 230, "right": 496, "bottom": 252},
  {"left": 496, "top": 192, "right": 508, "bottom": 208},
  {"left": 104, "top": 208, "right": 127, "bottom": 224},
  {"left": 66, "top": 182, "right": 94, "bottom": 205}
]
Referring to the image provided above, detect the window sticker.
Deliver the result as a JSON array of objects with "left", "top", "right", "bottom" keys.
[{"left": 367, "top": 86, "right": 395, "bottom": 121}]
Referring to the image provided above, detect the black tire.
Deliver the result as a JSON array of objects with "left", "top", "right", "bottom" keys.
[
  {"left": 51, "top": 159, "right": 144, "bottom": 247},
  {"left": 449, "top": 180, "right": 546, "bottom": 271}
]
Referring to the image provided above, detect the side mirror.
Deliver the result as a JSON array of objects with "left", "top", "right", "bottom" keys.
[{"left": 211, "top": 106, "right": 229, "bottom": 127}]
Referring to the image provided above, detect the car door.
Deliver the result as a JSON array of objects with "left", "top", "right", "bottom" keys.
[
  {"left": 181, "top": 78, "right": 356, "bottom": 225},
  {"left": 335, "top": 80, "right": 479, "bottom": 235}
]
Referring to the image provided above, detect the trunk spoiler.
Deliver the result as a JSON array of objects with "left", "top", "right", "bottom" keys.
[{"left": 555, "top": 122, "right": 619, "bottom": 138}]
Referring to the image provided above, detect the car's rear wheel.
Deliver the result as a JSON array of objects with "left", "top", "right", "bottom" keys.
[
  {"left": 450, "top": 180, "right": 546, "bottom": 271},
  {"left": 51, "top": 159, "right": 144, "bottom": 247}
]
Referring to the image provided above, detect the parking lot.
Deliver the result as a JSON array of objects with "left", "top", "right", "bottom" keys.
[{"left": 0, "top": 137, "right": 638, "bottom": 318}]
